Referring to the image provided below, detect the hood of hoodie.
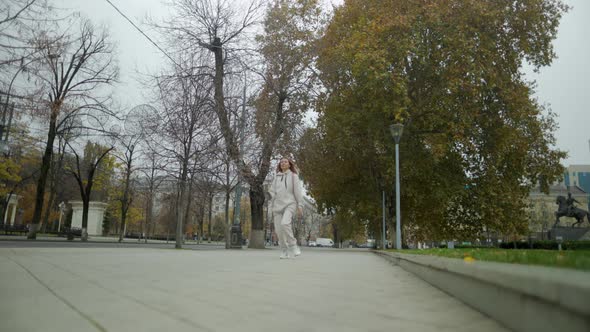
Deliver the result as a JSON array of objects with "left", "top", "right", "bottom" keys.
[{"left": 276, "top": 170, "right": 291, "bottom": 187}]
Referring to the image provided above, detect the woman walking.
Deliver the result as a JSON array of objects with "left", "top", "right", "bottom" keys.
[{"left": 269, "top": 157, "right": 304, "bottom": 259}]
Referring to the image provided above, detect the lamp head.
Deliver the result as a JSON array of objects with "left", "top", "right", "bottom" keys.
[{"left": 389, "top": 123, "right": 404, "bottom": 143}]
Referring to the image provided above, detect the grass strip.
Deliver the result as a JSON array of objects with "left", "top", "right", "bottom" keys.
[{"left": 388, "top": 248, "right": 590, "bottom": 271}]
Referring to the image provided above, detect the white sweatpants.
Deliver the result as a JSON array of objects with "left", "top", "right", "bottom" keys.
[{"left": 273, "top": 205, "right": 297, "bottom": 249}]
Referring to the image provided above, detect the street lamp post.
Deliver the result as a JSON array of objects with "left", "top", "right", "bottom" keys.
[
  {"left": 382, "top": 191, "right": 386, "bottom": 249},
  {"left": 389, "top": 123, "right": 404, "bottom": 250},
  {"left": 57, "top": 202, "right": 65, "bottom": 233}
]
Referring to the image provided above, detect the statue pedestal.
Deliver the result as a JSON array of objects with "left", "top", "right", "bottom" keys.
[{"left": 549, "top": 227, "right": 590, "bottom": 241}]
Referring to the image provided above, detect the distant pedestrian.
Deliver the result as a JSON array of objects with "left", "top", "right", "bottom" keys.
[{"left": 269, "top": 157, "right": 304, "bottom": 259}]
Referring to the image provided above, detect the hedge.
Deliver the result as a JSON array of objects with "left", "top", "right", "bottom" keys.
[{"left": 499, "top": 240, "right": 590, "bottom": 250}]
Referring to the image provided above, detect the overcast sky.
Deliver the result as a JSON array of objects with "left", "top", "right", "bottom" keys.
[
  {"left": 524, "top": 0, "right": 590, "bottom": 166},
  {"left": 55, "top": 0, "right": 590, "bottom": 166}
]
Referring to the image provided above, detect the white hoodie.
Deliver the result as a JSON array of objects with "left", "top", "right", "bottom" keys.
[{"left": 269, "top": 169, "right": 304, "bottom": 213}]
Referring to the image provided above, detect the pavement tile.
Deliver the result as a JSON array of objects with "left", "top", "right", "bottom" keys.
[{"left": 0, "top": 247, "right": 509, "bottom": 332}]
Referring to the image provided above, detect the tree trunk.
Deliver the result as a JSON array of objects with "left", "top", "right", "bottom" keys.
[
  {"left": 41, "top": 163, "right": 57, "bottom": 233},
  {"left": 81, "top": 197, "right": 89, "bottom": 241},
  {"left": 199, "top": 205, "right": 204, "bottom": 243},
  {"left": 80, "top": 157, "right": 103, "bottom": 242},
  {"left": 208, "top": 194, "right": 212, "bottom": 243},
  {"left": 332, "top": 223, "right": 339, "bottom": 248},
  {"left": 175, "top": 164, "right": 188, "bottom": 249},
  {"left": 183, "top": 177, "right": 193, "bottom": 240},
  {"left": 248, "top": 186, "right": 265, "bottom": 249},
  {"left": 118, "top": 156, "right": 132, "bottom": 242},
  {"left": 224, "top": 187, "right": 231, "bottom": 248},
  {"left": 40, "top": 190, "right": 56, "bottom": 233},
  {"left": 145, "top": 191, "right": 152, "bottom": 244},
  {"left": 29, "top": 102, "right": 60, "bottom": 239}
]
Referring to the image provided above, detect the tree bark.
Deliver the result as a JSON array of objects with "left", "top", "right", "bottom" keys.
[
  {"left": 183, "top": 175, "right": 194, "bottom": 238},
  {"left": 199, "top": 205, "right": 204, "bottom": 243},
  {"left": 224, "top": 190, "right": 230, "bottom": 249},
  {"left": 41, "top": 140, "right": 66, "bottom": 233},
  {"left": 40, "top": 188, "right": 55, "bottom": 233},
  {"left": 248, "top": 186, "right": 265, "bottom": 249},
  {"left": 118, "top": 175, "right": 130, "bottom": 242},
  {"left": 81, "top": 197, "right": 89, "bottom": 241},
  {"left": 145, "top": 191, "right": 152, "bottom": 243},
  {"left": 207, "top": 193, "right": 212, "bottom": 242},
  {"left": 175, "top": 161, "right": 188, "bottom": 249},
  {"left": 28, "top": 101, "right": 60, "bottom": 239}
]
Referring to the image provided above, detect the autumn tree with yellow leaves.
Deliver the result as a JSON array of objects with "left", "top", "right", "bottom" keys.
[{"left": 298, "top": 0, "right": 568, "bottom": 243}]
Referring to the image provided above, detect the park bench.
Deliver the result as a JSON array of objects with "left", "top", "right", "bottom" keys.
[
  {"left": 61, "top": 227, "right": 83, "bottom": 240},
  {"left": 0, "top": 224, "right": 29, "bottom": 235}
]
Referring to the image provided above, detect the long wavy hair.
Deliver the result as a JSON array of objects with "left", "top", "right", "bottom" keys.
[{"left": 276, "top": 157, "right": 298, "bottom": 174}]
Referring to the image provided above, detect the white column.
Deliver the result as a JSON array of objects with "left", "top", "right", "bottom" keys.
[
  {"left": 3, "top": 204, "right": 10, "bottom": 225},
  {"left": 10, "top": 204, "right": 17, "bottom": 224},
  {"left": 57, "top": 203, "right": 64, "bottom": 232},
  {"left": 2, "top": 204, "right": 10, "bottom": 225},
  {"left": 4, "top": 195, "right": 20, "bottom": 225}
]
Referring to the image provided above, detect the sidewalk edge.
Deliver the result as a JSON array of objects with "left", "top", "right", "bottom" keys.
[{"left": 374, "top": 251, "right": 590, "bottom": 332}]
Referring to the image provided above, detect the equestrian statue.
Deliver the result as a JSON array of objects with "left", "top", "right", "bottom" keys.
[{"left": 554, "top": 193, "right": 590, "bottom": 228}]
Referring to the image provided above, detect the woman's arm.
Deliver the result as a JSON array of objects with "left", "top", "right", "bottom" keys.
[
  {"left": 293, "top": 173, "right": 304, "bottom": 209},
  {"left": 268, "top": 175, "right": 276, "bottom": 199}
]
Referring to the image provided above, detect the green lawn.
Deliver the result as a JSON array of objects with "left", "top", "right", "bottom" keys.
[{"left": 388, "top": 248, "right": 590, "bottom": 271}]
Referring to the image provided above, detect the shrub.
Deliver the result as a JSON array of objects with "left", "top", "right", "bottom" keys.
[
  {"left": 563, "top": 240, "right": 590, "bottom": 250},
  {"left": 499, "top": 241, "right": 530, "bottom": 249},
  {"left": 532, "top": 241, "right": 558, "bottom": 250}
]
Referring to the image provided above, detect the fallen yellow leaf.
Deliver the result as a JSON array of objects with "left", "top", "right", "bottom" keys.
[{"left": 464, "top": 256, "right": 476, "bottom": 263}]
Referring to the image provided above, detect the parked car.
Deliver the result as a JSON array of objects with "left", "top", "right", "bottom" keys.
[
  {"left": 308, "top": 241, "right": 317, "bottom": 247},
  {"left": 357, "top": 239, "right": 376, "bottom": 248},
  {"left": 316, "top": 238, "right": 334, "bottom": 247}
]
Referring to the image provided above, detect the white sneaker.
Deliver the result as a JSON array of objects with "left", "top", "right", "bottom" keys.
[
  {"left": 279, "top": 248, "right": 289, "bottom": 259},
  {"left": 288, "top": 245, "right": 301, "bottom": 258}
]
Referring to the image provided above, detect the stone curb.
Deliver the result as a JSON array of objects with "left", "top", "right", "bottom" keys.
[
  {"left": 0, "top": 236, "right": 226, "bottom": 246},
  {"left": 374, "top": 251, "right": 590, "bottom": 332}
]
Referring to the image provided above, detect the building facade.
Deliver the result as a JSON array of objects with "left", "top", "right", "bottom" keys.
[{"left": 563, "top": 165, "right": 590, "bottom": 195}]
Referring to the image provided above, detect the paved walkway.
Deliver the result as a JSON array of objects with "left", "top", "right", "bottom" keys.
[{"left": 0, "top": 247, "right": 509, "bottom": 332}]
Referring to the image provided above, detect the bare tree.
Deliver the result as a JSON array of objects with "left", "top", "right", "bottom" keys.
[
  {"left": 137, "top": 144, "right": 168, "bottom": 242},
  {"left": 40, "top": 111, "right": 82, "bottom": 232},
  {"left": 154, "top": 60, "right": 217, "bottom": 249},
  {"left": 1, "top": 0, "right": 55, "bottom": 147},
  {"left": 0, "top": 0, "right": 51, "bottom": 71},
  {"left": 193, "top": 162, "right": 224, "bottom": 243},
  {"left": 112, "top": 104, "right": 154, "bottom": 242},
  {"left": 243, "top": 0, "right": 323, "bottom": 247},
  {"left": 1, "top": 0, "right": 38, "bottom": 25},
  {"left": 27, "top": 18, "right": 118, "bottom": 239},
  {"left": 155, "top": 0, "right": 263, "bottom": 246},
  {"left": 199, "top": 138, "right": 239, "bottom": 248},
  {"left": 157, "top": 0, "right": 321, "bottom": 248},
  {"left": 182, "top": 152, "right": 204, "bottom": 242},
  {"left": 65, "top": 141, "right": 114, "bottom": 241}
]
